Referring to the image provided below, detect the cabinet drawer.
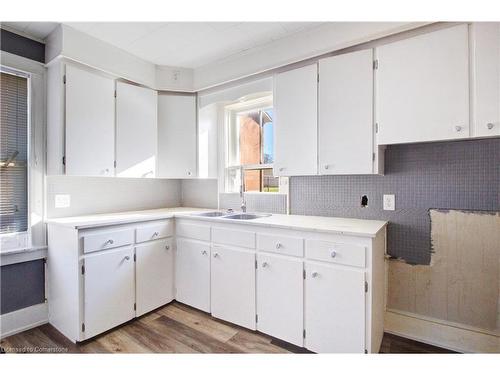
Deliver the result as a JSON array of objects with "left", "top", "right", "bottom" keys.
[
  {"left": 82, "top": 228, "right": 134, "bottom": 254},
  {"left": 257, "top": 233, "right": 303, "bottom": 257},
  {"left": 212, "top": 227, "right": 255, "bottom": 249},
  {"left": 136, "top": 220, "right": 173, "bottom": 243},
  {"left": 175, "top": 222, "right": 211, "bottom": 241},
  {"left": 305, "top": 240, "right": 366, "bottom": 268}
]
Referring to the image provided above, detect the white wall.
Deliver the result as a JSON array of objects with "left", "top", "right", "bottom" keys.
[{"left": 46, "top": 176, "right": 181, "bottom": 219}]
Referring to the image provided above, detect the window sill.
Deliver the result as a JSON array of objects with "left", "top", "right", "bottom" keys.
[{"left": 0, "top": 246, "right": 47, "bottom": 266}]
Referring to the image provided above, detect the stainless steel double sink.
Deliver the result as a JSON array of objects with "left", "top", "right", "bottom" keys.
[{"left": 188, "top": 211, "right": 271, "bottom": 220}]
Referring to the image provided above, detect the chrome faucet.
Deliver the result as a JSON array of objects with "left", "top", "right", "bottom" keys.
[{"left": 240, "top": 166, "right": 247, "bottom": 213}]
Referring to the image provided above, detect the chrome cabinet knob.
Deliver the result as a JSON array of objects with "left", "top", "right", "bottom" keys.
[
  {"left": 486, "top": 122, "right": 495, "bottom": 130},
  {"left": 165, "top": 245, "right": 170, "bottom": 250},
  {"left": 279, "top": 167, "right": 285, "bottom": 172},
  {"left": 152, "top": 231, "right": 159, "bottom": 237},
  {"left": 124, "top": 256, "right": 130, "bottom": 261},
  {"left": 213, "top": 252, "right": 219, "bottom": 258},
  {"left": 201, "top": 250, "right": 207, "bottom": 255},
  {"left": 262, "top": 262, "right": 269, "bottom": 268},
  {"left": 275, "top": 242, "right": 282, "bottom": 249},
  {"left": 312, "top": 272, "right": 319, "bottom": 278},
  {"left": 324, "top": 164, "right": 330, "bottom": 170},
  {"left": 454, "top": 125, "right": 463, "bottom": 132},
  {"left": 330, "top": 250, "right": 337, "bottom": 258},
  {"left": 105, "top": 239, "right": 114, "bottom": 245},
  {"left": 187, "top": 171, "right": 192, "bottom": 176}
]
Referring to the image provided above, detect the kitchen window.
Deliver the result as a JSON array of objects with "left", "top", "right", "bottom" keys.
[
  {"left": 0, "top": 69, "right": 29, "bottom": 236},
  {"left": 224, "top": 96, "right": 279, "bottom": 193}
]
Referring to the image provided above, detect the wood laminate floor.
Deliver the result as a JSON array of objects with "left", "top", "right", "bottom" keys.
[{"left": 0, "top": 302, "right": 456, "bottom": 354}]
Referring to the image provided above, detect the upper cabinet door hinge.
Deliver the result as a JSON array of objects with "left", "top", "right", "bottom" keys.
[
  {"left": 373, "top": 60, "right": 379, "bottom": 70},
  {"left": 81, "top": 264, "right": 85, "bottom": 275},
  {"left": 317, "top": 73, "right": 320, "bottom": 83},
  {"left": 303, "top": 269, "right": 306, "bottom": 279},
  {"left": 114, "top": 90, "right": 117, "bottom": 98},
  {"left": 63, "top": 75, "right": 66, "bottom": 84},
  {"left": 375, "top": 123, "right": 379, "bottom": 133},
  {"left": 62, "top": 156, "right": 66, "bottom": 166},
  {"left": 133, "top": 253, "right": 136, "bottom": 262},
  {"left": 365, "top": 281, "right": 368, "bottom": 293},
  {"left": 303, "top": 329, "right": 306, "bottom": 339},
  {"left": 81, "top": 323, "right": 85, "bottom": 332},
  {"left": 255, "top": 314, "right": 258, "bottom": 323},
  {"left": 372, "top": 153, "right": 376, "bottom": 162},
  {"left": 114, "top": 160, "right": 117, "bottom": 168},
  {"left": 134, "top": 303, "right": 137, "bottom": 311},
  {"left": 255, "top": 259, "right": 258, "bottom": 269}
]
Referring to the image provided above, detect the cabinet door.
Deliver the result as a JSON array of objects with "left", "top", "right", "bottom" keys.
[
  {"left": 175, "top": 238, "right": 211, "bottom": 312},
  {"left": 376, "top": 25, "right": 469, "bottom": 144},
  {"left": 274, "top": 64, "right": 318, "bottom": 176},
  {"left": 257, "top": 253, "right": 303, "bottom": 346},
  {"left": 319, "top": 49, "right": 375, "bottom": 175},
  {"left": 211, "top": 245, "right": 256, "bottom": 330},
  {"left": 116, "top": 81, "right": 158, "bottom": 178},
  {"left": 158, "top": 94, "right": 197, "bottom": 178},
  {"left": 135, "top": 238, "right": 174, "bottom": 316},
  {"left": 472, "top": 22, "right": 500, "bottom": 137},
  {"left": 65, "top": 64, "right": 115, "bottom": 176},
  {"left": 305, "top": 262, "right": 365, "bottom": 353},
  {"left": 83, "top": 246, "right": 135, "bottom": 339}
]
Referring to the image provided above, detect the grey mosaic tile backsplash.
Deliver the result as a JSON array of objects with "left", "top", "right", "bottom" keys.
[{"left": 290, "top": 138, "right": 500, "bottom": 265}]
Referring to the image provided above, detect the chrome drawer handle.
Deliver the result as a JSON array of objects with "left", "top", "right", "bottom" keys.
[
  {"left": 105, "top": 239, "right": 114, "bottom": 245},
  {"left": 275, "top": 242, "right": 282, "bottom": 249},
  {"left": 330, "top": 250, "right": 337, "bottom": 258},
  {"left": 312, "top": 272, "right": 319, "bottom": 278},
  {"left": 262, "top": 262, "right": 269, "bottom": 268}
]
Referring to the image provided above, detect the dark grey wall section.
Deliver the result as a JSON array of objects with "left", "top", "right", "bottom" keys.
[
  {"left": 290, "top": 138, "right": 500, "bottom": 265},
  {"left": 0, "top": 28, "right": 45, "bottom": 63},
  {"left": 1, "top": 260, "right": 45, "bottom": 314}
]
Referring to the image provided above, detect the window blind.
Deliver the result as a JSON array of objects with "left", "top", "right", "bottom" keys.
[{"left": 0, "top": 71, "right": 28, "bottom": 234}]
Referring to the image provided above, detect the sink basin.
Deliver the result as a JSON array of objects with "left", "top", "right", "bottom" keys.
[
  {"left": 223, "top": 213, "right": 271, "bottom": 220},
  {"left": 189, "top": 211, "right": 226, "bottom": 217}
]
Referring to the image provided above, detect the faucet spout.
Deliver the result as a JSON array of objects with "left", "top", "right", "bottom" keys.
[{"left": 240, "top": 166, "right": 247, "bottom": 213}]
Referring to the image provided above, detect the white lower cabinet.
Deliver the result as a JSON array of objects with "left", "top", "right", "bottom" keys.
[
  {"left": 135, "top": 238, "right": 174, "bottom": 316},
  {"left": 256, "top": 253, "right": 304, "bottom": 346},
  {"left": 83, "top": 246, "right": 136, "bottom": 340},
  {"left": 211, "top": 245, "right": 256, "bottom": 330},
  {"left": 175, "top": 238, "right": 211, "bottom": 312},
  {"left": 304, "top": 261, "right": 366, "bottom": 353}
]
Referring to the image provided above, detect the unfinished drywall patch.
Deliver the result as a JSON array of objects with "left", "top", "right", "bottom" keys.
[
  {"left": 290, "top": 138, "right": 500, "bottom": 264},
  {"left": 387, "top": 209, "right": 500, "bottom": 334}
]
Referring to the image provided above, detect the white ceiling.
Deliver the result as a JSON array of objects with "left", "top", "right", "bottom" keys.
[
  {"left": 2, "top": 22, "right": 325, "bottom": 68},
  {"left": 1, "top": 21, "right": 59, "bottom": 41}
]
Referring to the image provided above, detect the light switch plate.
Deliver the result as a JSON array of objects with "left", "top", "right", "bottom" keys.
[
  {"left": 383, "top": 194, "right": 395, "bottom": 211},
  {"left": 55, "top": 194, "right": 71, "bottom": 208}
]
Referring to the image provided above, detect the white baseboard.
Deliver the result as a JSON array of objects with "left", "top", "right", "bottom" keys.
[
  {"left": 0, "top": 303, "right": 48, "bottom": 339},
  {"left": 384, "top": 310, "right": 499, "bottom": 353}
]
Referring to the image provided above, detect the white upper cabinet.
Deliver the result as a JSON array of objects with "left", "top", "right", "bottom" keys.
[
  {"left": 158, "top": 94, "right": 197, "bottom": 178},
  {"left": 274, "top": 64, "right": 318, "bottom": 176},
  {"left": 376, "top": 24, "right": 470, "bottom": 144},
  {"left": 116, "top": 81, "right": 158, "bottom": 178},
  {"left": 319, "top": 49, "right": 376, "bottom": 175},
  {"left": 65, "top": 64, "right": 115, "bottom": 176},
  {"left": 471, "top": 22, "right": 500, "bottom": 137}
]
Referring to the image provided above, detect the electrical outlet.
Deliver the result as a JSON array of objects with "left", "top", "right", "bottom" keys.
[
  {"left": 383, "top": 194, "right": 395, "bottom": 211},
  {"left": 55, "top": 194, "right": 71, "bottom": 208}
]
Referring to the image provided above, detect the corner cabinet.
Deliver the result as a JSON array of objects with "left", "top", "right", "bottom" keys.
[
  {"left": 274, "top": 64, "right": 318, "bottom": 176},
  {"left": 158, "top": 94, "right": 198, "bottom": 178},
  {"left": 376, "top": 24, "right": 470, "bottom": 144},
  {"left": 116, "top": 81, "right": 158, "bottom": 178},
  {"left": 64, "top": 64, "right": 116, "bottom": 176}
]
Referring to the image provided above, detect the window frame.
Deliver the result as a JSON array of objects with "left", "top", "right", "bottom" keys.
[
  {"left": 0, "top": 51, "right": 46, "bottom": 254},
  {"left": 223, "top": 96, "right": 277, "bottom": 194}
]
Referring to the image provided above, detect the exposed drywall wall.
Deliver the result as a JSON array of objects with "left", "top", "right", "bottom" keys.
[
  {"left": 290, "top": 138, "right": 500, "bottom": 265},
  {"left": 46, "top": 176, "right": 182, "bottom": 219},
  {"left": 0, "top": 260, "right": 45, "bottom": 314},
  {"left": 388, "top": 210, "right": 500, "bottom": 334}
]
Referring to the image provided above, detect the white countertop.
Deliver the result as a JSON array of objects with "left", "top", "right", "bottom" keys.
[{"left": 46, "top": 207, "right": 387, "bottom": 237}]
